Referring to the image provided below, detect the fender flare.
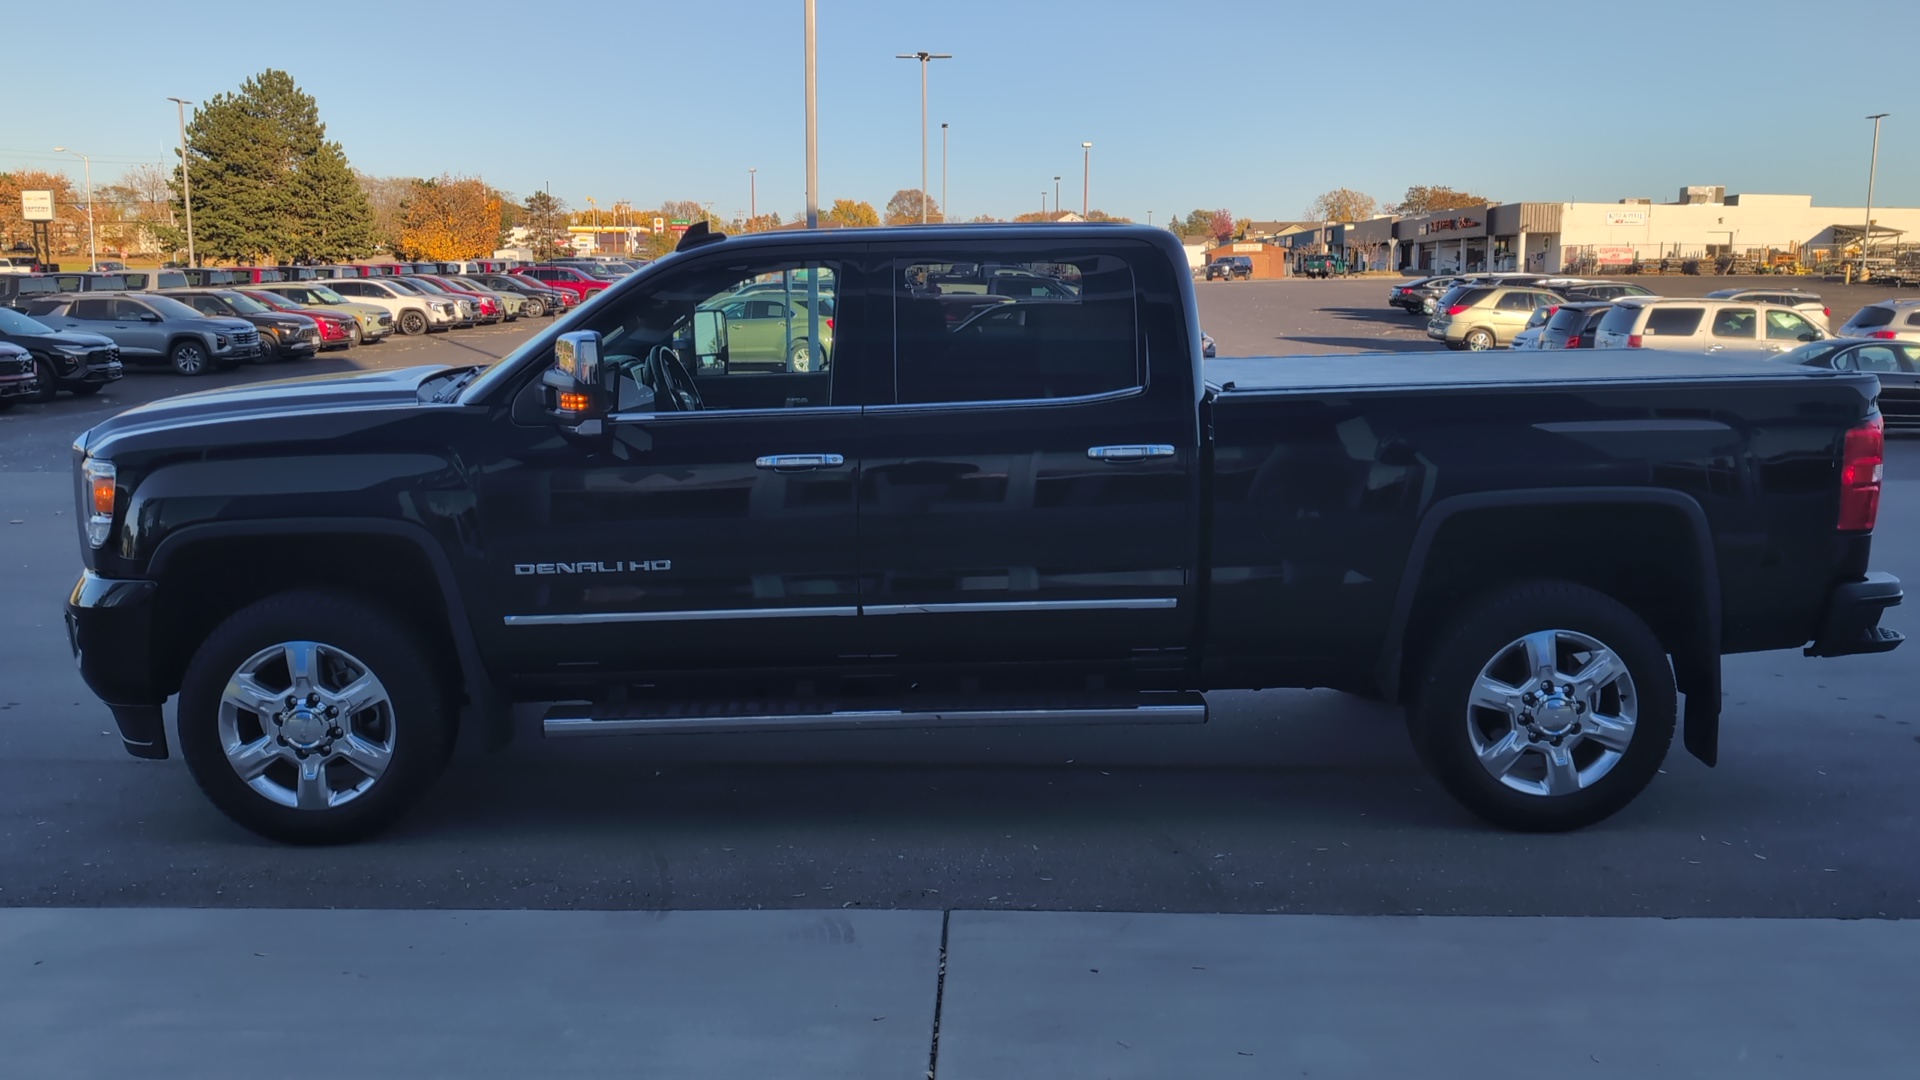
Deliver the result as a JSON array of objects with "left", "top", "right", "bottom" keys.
[
  {"left": 149, "top": 517, "right": 510, "bottom": 750},
  {"left": 1376, "top": 486, "right": 1722, "bottom": 765}
]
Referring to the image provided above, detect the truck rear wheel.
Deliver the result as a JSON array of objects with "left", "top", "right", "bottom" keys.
[
  {"left": 1406, "top": 581, "right": 1676, "bottom": 832},
  {"left": 176, "top": 590, "right": 453, "bottom": 844}
]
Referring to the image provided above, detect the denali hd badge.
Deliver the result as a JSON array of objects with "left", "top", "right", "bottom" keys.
[{"left": 515, "top": 560, "right": 672, "bottom": 575}]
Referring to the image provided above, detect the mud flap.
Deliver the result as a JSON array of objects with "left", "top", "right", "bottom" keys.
[{"left": 1674, "top": 650, "right": 1720, "bottom": 767}]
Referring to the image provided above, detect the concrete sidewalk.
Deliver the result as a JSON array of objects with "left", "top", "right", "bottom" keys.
[{"left": 2, "top": 908, "right": 1915, "bottom": 1079}]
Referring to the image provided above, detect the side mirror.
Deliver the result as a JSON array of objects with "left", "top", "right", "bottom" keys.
[
  {"left": 542, "top": 330, "right": 610, "bottom": 438},
  {"left": 140, "top": 313, "right": 162, "bottom": 322},
  {"left": 692, "top": 308, "right": 728, "bottom": 374}
]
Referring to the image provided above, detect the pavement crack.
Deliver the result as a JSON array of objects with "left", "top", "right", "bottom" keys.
[{"left": 926, "top": 909, "right": 951, "bottom": 1079}]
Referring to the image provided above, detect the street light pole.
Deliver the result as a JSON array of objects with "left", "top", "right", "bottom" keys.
[
  {"left": 1863, "top": 113, "right": 1889, "bottom": 271},
  {"left": 1053, "top": 176, "right": 1061, "bottom": 219},
  {"left": 804, "top": 0, "right": 818, "bottom": 229},
  {"left": 749, "top": 167, "right": 757, "bottom": 223},
  {"left": 895, "top": 51, "right": 951, "bottom": 223},
  {"left": 166, "top": 97, "right": 195, "bottom": 266},
  {"left": 54, "top": 147, "right": 95, "bottom": 269},
  {"left": 940, "top": 122, "right": 948, "bottom": 222},
  {"left": 1081, "top": 141, "right": 1092, "bottom": 218}
]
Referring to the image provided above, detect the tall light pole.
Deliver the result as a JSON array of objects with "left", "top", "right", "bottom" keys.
[
  {"left": 1040, "top": 192, "right": 1047, "bottom": 218},
  {"left": 1863, "top": 113, "right": 1889, "bottom": 270},
  {"left": 1081, "top": 141, "right": 1093, "bottom": 218},
  {"left": 804, "top": 0, "right": 817, "bottom": 229},
  {"left": 1053, "top": 176, "right": 1061, "bottom": 219},
  {"left": 940, "top": 122, "right": 949, "bottom": 222},
  {"left": 895, "top": 50, "right": 951, "bottom": 223},
  {"left": 166, "top": 97, "right": 195, "bottom": 266},
  {"left": 749, "top": 167, "right": 757, "bottom": 223},
  {"left": 54, "top": 147, "right": 95, "bottom": 269},
  {"left": 1148, "top": 210, "right": 1154, "bottom": 227}
]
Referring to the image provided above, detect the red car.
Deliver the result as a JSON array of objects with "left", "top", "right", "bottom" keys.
[
  {"left": 236, "top": 289, "right": 356, "bottom": 350},
  {"left": 409, "top": 274, "right": 501, "bottom": 322},
  {"left": 513, "top": 264, "right": 611, "bottom": 302}
]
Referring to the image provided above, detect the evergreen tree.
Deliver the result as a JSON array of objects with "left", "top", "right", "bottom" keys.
[{"left": 171, "top": 69, "right": 376, "bottom": 263}]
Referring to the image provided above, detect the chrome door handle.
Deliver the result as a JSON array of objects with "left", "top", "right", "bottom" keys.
[
  {"left": 755, "top": 453, "right": 846, "bottom": 471},
  {"left": 1706, "top": 344, "right": 1725, "bottom": 352},
  {"left": 1087, "top": 445, "right": 1176, "bottom": 462}
]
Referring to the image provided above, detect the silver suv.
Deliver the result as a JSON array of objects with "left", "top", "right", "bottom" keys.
[
  {"left": 20, "top": 292, "right": 262, "bottom": 375},
  {"left": 1593, "top": 297, "right": 1827, "bottom": 358},
  {"left": 1705, "top": 288, "right": 1830, "bottom": 331},
  {"left": 1426, "top": 284, "right": 1566, "bottom": 350},
  {"left": 1836, "top": 299, "right": 1920, "bottom": 343}
]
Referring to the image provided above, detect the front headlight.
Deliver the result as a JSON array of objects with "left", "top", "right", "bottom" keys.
[{"left": 84, "top": 458, "right": 115, "bottom": 548}]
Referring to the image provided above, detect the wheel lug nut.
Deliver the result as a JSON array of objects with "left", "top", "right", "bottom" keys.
[
  {"left": 294, "top": 748, "right": 308, "bottom": 759},
  {"left": 285, "top": 696, "right": 297, "bottom": 708},
  {"left": 307, "top": 693, "right": 320, "bottom": 706}
]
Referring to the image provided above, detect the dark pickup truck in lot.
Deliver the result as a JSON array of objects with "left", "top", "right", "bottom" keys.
[{"left": 65, "top": 224, "right": 1903, "bottom": 843}]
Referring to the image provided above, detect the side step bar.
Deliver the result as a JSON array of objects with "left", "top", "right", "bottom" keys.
[{"left": 542, "top": 693, "right": 1208, "bottom": 738}]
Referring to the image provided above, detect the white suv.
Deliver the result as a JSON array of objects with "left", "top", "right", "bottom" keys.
[
  {"left": 1836, "top": 299, "right": 1920, "bottom": 343},
  {"left": 1593, "top": 297, "right": 1827, "bottom": 358},
  {"left": 327, "top": 277, "right": 456, "bottom": 336},
  {"left": 1705, "top": 288, "right": 1831, "bottom": 331}
]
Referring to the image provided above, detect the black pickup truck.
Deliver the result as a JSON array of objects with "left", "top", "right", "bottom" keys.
[{"left": 65, "top": 224, "right": 1903, "bottom": 843}]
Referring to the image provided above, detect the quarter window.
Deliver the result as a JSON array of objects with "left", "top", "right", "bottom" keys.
[
  {"left": 1642, "top": 307, "right": 1704, "bottom": 336},
  {"left": 892, "top": 254, "right": 1138, "bottom": 405}
]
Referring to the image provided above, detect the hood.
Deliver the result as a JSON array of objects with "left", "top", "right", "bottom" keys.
[
  {"left": 80, "top": 365, "right": 455, "bottom": 454},
  {"left": 0, "top": 327, "right": 117, "bottom": 350},
  {"left": 192, "top": 316, "right": 257, "bottom": 334}
]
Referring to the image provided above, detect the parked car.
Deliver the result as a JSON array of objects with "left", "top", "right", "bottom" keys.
[
  {"left": 1540, "top": 302, "right": 1617, "bottom": 350},
  {"left": 467, "top": 273, "right": 568, "bottom": 317},
  {"left": 1776, "top": 338, "right": 1920, "bottom": 430},
  {"left": 1299, "top": 254, "right": 1346, "bottom": 279},
  {"left": 445, "top": 275, "right": 526, "bottom": 320},
  {"left": 0, "top": 255, "right": 40, "bottom": 275},
  {"left": 20, "top": 292, "right": 260, "bottom": 374},
  {"left": 1387, "top": 275, "right": 1458, "bottom": 313},
  {"left": 1205, "top": 256, "right": 1252, "bottom": 282},
  {"left": 1706, "top": 288, "right": 1830, "bottom": 331},
  {"left": 166, "top": 289, "right": 321, "bottom": 362},
  {"left": 1559, "top": 282, "right": 1655, "bottom": 303},
  {"left": 273, "top": 266, "right": 322, "bottom": 282},
  {"left": 219, "top": 267, "right": 289, "bottom": 285},
  {"left": 696, "top": 291, "right": 835, "bottom": 372},
  {"left": 119, "top": 270, "right": 190, "bottom": 292},
  {"left": 1201, "top": 328, "right": 1216, "bottom": 359},
  {"left": 1836, "top": 299, "right": 1920, "bottom": 343},
  {"left": 2, "top": 273, "right": 91, "bottom": 310},
  {"left": 0, "top": 304, "right": 122, "bottom": 400},
  {"left": 250, "top": 283, "right": 394, "bottom": 345},
  {"left": 325, "top": 278, "right": 456, "bottom": 335},
  {"left": 1509, "top": 303, "right": 1556, "bottom": 350},
  {"left": 381, "top": 277, "right": 476, "bottom": 326},
  {"left": 0, "top": 341, "right": 38, "bottom": 408},
  {"left": 181, "top": 268, "right": 246, "bottom": 287},
  {"left": 1426, "top": 285, "right": 1567, "bottom": 350},
  {"left": 513, "top": 264, "right": 612, "bottom": 302},
  {"left": 59, "top": 224, "right": 1903, "bottom": 844},
  {"left": 1594, "top": 297, "right": 1828, "bottom": 358},
  {"left": 235, "top": 289, "right": 357, "bottom": 350},
  {"left": 90, "top": 260, "right": 128, "bottom": 273}
]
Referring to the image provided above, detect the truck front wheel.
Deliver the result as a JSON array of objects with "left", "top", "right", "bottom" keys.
[
  {"left": 176, "top": 590, "right": 454, "bottom": 844},
  {"left": 1407, "top": 581, "right": 1676, "bottom": 832}
]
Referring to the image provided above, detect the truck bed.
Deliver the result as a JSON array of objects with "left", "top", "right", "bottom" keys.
[{"left": 1205, "top": 351, "right": 1857, "bottom": 395}]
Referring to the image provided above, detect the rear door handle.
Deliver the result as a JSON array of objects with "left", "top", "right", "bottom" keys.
[
  {"left": 755, "top": 453, "right": 846, "bottom": 471},
  {"left": 1087, "top": 445, "right": 1176, "bottom": 462}
]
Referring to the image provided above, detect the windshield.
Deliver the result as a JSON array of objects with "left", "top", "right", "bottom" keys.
[
  {"left": 385, "top": 278, "right": 429, "bottom": 294},
  {"left": 310, "top": 286, "right": 348, "bottom": 303},
  {"left": 0, "top": 307, "right": 51, "bottom": 333},
  {"left": 221, "top": 292, "right": 273, "bottom": 314}
]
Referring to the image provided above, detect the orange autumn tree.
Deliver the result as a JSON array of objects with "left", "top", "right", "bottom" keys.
[
  {"left": 0, "top": 169, "right": 80, "bottom": 253},
  {"left": 396, "top": 175, "right": 501, "bottom": 259}
]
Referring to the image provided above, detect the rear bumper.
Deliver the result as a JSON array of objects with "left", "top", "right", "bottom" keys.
[
  {"left": 66, "top": 571, "right": 169, "bottom": 759},
  {"left": 1805, "top": 571, "right": 1905, "bottom": 657}
]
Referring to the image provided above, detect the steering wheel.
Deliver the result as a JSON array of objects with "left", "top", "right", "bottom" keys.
[{"left": 647, "top": 344, "right": 703, "bottom": 412}]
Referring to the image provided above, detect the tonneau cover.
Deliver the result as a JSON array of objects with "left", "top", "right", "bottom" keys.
[{"left": 1205, "top": 350, "right": 1858, "bottom": 395}]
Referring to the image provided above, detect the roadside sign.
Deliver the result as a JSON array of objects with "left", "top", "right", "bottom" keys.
[
  {"left": 653, "top": 216, "right": 665, "bottom": 234},
  {"left": 669, "top": 219, "right": 690, "bottom": 234},
  {"left": 21, "top": 190, "right": 54, "bottom": 222}
]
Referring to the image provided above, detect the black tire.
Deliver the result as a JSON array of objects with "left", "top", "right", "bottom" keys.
[
  {"left": 398, "top": 309, "right": 428, "bottom": 336},
  {"left": 346, "top": 322, "right": 363, "bottom": 348},
  {"left": 1464, "top": 328, "right": 1495, "bottom": 351},
  {"left": 1407, "top": 580, "right": 1677, "bottom": 832},
  {"left": 69, "top": 382, "right": 103, "bottom": 396},
  {"left": 522, "top": 297, "right": 545, "bottom": 318},
  {"left": 31, "top": 354, "right": 59, "bottom": 403},
  {"left": 787, "top": 338, "right": 814, "bottom": 372},
  {"left": 169, "top": 338, "right": 210, "bottom": 376},
  {"left": 177, "top": 590, "right": 454, "bottom": 845}
]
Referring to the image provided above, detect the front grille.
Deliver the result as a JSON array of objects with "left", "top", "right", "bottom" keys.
[
  {"left": 0, "top": 355, "right": 30, "bottom": 376},
  {"left": 232, "top": 329, "right": 260, "bottom": 348},
  {"left": 93, "top": 346, "right": 120, "bottom": 366}
]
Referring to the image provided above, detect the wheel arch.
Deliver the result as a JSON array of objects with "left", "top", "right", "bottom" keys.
[
  {"left": 148, "top": 519, "right": 508, "bottom": 751},
  {"left": 1377, "top": 487, "right": 1722, "bottom": 765}
]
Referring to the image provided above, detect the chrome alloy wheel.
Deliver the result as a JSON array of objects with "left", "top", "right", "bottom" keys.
[
  {"left": 217, "top": 641, "right": 396, "bottom": 810},
  {"left": 1465, "top": 629, "right": 1637, "bottom": 797}
]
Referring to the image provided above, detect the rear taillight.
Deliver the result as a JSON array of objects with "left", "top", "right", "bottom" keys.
[
  {"left": 1822, "top": 307, "right": 1831, "bottom": 318},
  {"left": 1869, "top": 331, "right": 1897, "bottom": 340},
  {"left": 1545, "top": 305, "right": 1559, "bottom": 316},
  {"left": 1627, "top": 334, "right": 1644, "bottom": 348},
  {"left": 1398, "top": 288, "right": 1411, "bottom": 295},
  {"left": 1446, "top": 304, "right": 1468, "bottom": 316},
  {"left": 1838, "top": 414, "right": 1884, "bottom": 531},
  {"left": 1564, "top": 337, "right": 1581, "bottom": 349}
]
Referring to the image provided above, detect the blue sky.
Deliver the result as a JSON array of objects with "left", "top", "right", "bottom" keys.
[{"left": 4, "top": 0, "right": 1914, "bottom": 223}]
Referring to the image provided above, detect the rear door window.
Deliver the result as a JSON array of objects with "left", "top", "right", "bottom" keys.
[
  {"left": 70, "top": 298, "right": 114, "bottom": 320},
  {"left": 893, "top": 254, "right": 1138, "bottom": 404},
  {"left": 1711, "top": 308, "right": 1756, "bottom": 338},
  {"left": 115, "top": 299, "right": 155, "bottom": 320},
  {"left": 1642, "top": 307, "right": 1704, "bottom": 336},
  {"left": 1851, "top": 345, "right": 1903, "bottom": 373}
]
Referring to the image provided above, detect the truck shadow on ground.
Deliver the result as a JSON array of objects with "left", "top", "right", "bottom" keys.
[{"left": 1268, "top": 335, "right": 1445, "bottom": 354}]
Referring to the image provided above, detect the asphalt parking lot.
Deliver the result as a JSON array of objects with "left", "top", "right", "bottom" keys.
[{"left": 0, "top": 288, "right": 1914, "bottom": 919}]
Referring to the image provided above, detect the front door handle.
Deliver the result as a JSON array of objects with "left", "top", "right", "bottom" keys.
[
  {"left": 755, "top": 453, "right": 846, "bottom": 471},
  {"left": 1087, "top": 445, "right": 1176, "bottom": 462}
]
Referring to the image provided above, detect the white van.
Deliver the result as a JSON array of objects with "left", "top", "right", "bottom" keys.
[{"left": 1593, "top": 297, "right": 1827, "bottom": 358}]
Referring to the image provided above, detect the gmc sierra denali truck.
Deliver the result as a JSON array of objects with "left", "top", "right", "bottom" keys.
[{"left": 66, "top": 223, "right": 1903, "bottom": 844}]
